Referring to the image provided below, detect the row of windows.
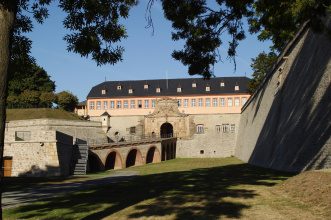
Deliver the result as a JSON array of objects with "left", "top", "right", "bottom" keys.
[
  {"left": 89, "top": 97, "right": 248, "bottom": 110},
  {"left": 196, "top": 124, "right": 235, "bottom": 133},
  {"left": 178, "top": 97, "right": 247, "bottom": 107},
  {"left": 102, "top": 83, "right": 239, "bottom": 94}
]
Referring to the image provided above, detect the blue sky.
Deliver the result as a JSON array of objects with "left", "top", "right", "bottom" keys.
[{"left": 26, "top": 1, "right": 272, "bottom": 102}]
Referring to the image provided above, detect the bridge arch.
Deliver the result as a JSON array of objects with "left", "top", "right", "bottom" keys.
[
  {"left": 105, "top": 150, "right": 123, "bottom": 170},
  {"left": 126, "top": 147, "right": 144, "bottom": 168},
  {"left": 88, "top": 151, "right": 104, "bottom": 172},
  {"left": 146, "top": 145, "right": 161, "bottom": 164}
]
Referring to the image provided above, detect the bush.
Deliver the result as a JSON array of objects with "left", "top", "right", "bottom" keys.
[{"left": 55, "top": 91, "right": 78, "bottom": 112}]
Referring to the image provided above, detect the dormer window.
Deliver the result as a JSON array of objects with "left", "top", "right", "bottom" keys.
[
  {"left": 156, "top": 88, "right": 161, "bottom": 93},
  {"left": 235, "top": 85, "right": 239, "bottom": 91},
  {"left": 192, "top": 83, "right": 197, "bottom": 87},
  {"left": 177, "top": 87, "right": 182, "bottom": 92},
  {"left": 206, "top": 86, "right": 210, "bottom": 91},
  {"left": 128, "top": 89, "right": 133, "bottom": 94},
  {"left": 144, "top": 84, "right": 148, "bottom": 89},
  {"left": 117, "top": 85, "right": 122, "bottom": 90},
  {"left": 101, "top": 90, "right": 106, "bottom": 94},
  {"left": 220, "top": 82, "right": 225, "bottom": 87}
]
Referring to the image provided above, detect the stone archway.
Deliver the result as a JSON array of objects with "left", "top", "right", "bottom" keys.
[
  {"left": 105, "top": 150, "right": 123, "bottom": 170},
  {"left": 126, "top": 148, "right": 143, "bottom": 168},
  {"left": 146, "top": 146, "right": 161, "bottom": 164},
  {"left": 160, "top": 123, "right": 173, "bottom": 138}
]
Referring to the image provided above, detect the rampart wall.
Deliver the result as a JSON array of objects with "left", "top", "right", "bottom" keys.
[{"left": 235, "top": 16, "right": 331, "bottom": 172}]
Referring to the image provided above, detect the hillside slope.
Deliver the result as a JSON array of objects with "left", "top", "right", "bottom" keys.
[
  {"left": 273, "top": 170, "right": 331, "bottom": 217},
  {"left": 6, "top": 108, "right": 83, "bottom": 121}
]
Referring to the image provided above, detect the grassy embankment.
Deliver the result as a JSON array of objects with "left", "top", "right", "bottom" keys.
[
  {"left": 3, "top": 157, "right": 330, "bottom": 219},
  {"left": 6, "top": 108, "right": 83, "bottom": 121}
]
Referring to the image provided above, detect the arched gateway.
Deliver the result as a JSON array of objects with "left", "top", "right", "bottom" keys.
[{"left": 160, "top": 123, "right": 173, "bottom": 138}]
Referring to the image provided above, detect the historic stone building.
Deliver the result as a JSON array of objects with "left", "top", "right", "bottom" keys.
[{"left": 84, "top": 77, "right": 251, "bottom": 158}]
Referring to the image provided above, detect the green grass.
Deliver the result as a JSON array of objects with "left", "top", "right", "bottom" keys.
[
  {"left": 6, "top": 108, "right": 83, "bottom": 121},
  {"left": 3, "top": 158, "right": 300, "bottom": 220}
]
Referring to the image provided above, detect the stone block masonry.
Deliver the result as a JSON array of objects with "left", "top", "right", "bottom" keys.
[{"left": 235, "top": 14, "right": 331, "bottom": 173}]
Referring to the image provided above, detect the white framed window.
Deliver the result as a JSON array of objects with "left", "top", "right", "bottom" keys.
[
  {"left": 117, "top": 101, "right": 121, "bottom": 109},
  {"left": 192, "top": 99, "right": 196, "bottom": 107},
  {"left": 117, "top": 85, "right": 122, "bottom": 90},
  {"left": 220, "top": 98, "right": 225, "bottom": 106},
  {"left": 222, "top": 124, "right": 229, "bottom": 133},
  {"left": 235, "top": 98, "right": 240, "bottom": 106},
  {"left": 152, "top": 100, "right": 155, "bottom": 108},
  {"left": 235, "top": 85, "right": 239, "bottom": 90},
  {"left": 90, "top": 101, "right": 94, "bottom": 109},
  {"left": 144, "top": 84, "right": 148, "bottom": 89},
  {"left": 178, "top": 99, "right": 182, "bottom": 107},
  {"left": 199, "top": 98, "right": 203, "bottom": 107},
  {"left": 197, "top": 124, "right": 204, "bottom": 133},
  {"left": 177, "top": 87, "right": 182, "bottom": 92},
  {"left": 242, "top": 97, "right": 247, "bottom": 105},
  {"left": 228, "top": 98, "right": 233, "bottom": 106},
  {"left": 103, "top": 101, "right": 107, "bottom": 110},
  {"left": 97, "top": 101, "right": 101, "bottom": 109},
  {"left": 110, "top": 101, "right": 114, "bottom": 109},
  {"left": 145, "top": 100, "right": 149, "bottom": 108},
  {"left": 216, "top": 125, "right": 221, "bottom": 132},
  {"left": 138, "top": 100, "right": 142, "bottom": 108},
  {"left": 124, "top": 101, "right": 128, "bottom": 109},
  {"left": 128, "top": 89, "right": 133, "bottom": 94},
  {"left": 213, "top": 98, "right": 217, "bottom": 106},
  {"left": 220, "top": 82, "right": 225, "bottom": 87},
  {"left": 206, "top": 98, "right": 210, "bottom": 107},
  {"left": 231, "top": 124, "right": 235, "bottom": 133},
  {"left": 206, "top": 86, "right": 210, "bottom": 91},
  {"left": 101, "top": 89, "right": 106, "bottom": 94},
  {"left": 156, "top": 88, "right": 160, "bottom": 93},
  {"left": 184, "top": 99, "right": 189, "bottom": 107},
  {"left": 192, "top": 83, "right": 196, "bottom": 87},
  {"left": 131, "top": 100, "right": 135, "bottom": 108}
]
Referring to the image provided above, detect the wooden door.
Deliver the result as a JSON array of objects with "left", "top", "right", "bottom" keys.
[{"left": 3, "top": 157, "right": 12, "bottom": 177}]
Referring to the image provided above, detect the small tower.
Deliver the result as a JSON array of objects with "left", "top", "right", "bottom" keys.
[{"left": 100, "top": 111, "right": 110, "bottom": 133}]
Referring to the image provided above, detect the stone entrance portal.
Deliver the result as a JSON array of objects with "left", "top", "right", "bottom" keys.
[
  {"left": 144, "top": 97, "right": 190, "bottom": 138},
  {"left": 160, "top": 123, "right": 173, "bottom": 138}
]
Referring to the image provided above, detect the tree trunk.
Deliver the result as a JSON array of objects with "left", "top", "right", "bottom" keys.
[{"left": 0, "top": 1, "right": 17, "bottom": 217}]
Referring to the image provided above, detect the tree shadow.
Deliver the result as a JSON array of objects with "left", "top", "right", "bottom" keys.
[
  {"left": 244, "top": 15, "right": 331, "bottom": 172},
  {"left": 4, "top": 163, "right": 294, "bottom": 219}
]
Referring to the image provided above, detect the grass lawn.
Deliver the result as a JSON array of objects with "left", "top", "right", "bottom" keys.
[
  {"left": 3, "top": 158, "right": 329, "bottom": 219},
  {"left": 6, "top": 108, "right": 83, "bottom": 121}
]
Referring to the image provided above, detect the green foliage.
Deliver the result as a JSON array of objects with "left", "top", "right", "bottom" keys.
[
  {"left": 249, "top": 0, "right": 331, "bottom": 52},
  {"left": 59, "top": 0, "right": 137, "bottom": 66},
  {"left": 19, "top": 90, "right": 40, "bottom": 106},
  {"left": 247, "top": 51, "right": 278, "bottom": 93},
  {"left": 55, "top": 91, "right": 78, "bottom": 112},
  {"left": 39, "top": 92, "right": 56, "bottom": 107},
  {"left": 8, "top": 64, "right": 55, "bottom": 97},
  {"left": 159, "top": 0, "right": 254, "bottom": 79}
]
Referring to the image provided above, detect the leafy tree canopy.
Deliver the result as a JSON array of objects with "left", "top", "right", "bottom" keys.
[
  {"left": 55, "top": 91, "right": 78, "bottom": 112},
  {"left": 8, "top": 64, "right": 55, "bottom": 97},
  {"left": 146, "top": 0, "right": 331, "bottom": 79},
  {"left": 247, "top": 51, "right": 278, "bottom": 93}
]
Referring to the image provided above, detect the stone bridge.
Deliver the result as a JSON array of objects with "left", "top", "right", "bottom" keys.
[{"left": 87, "top": 138, "right": 177, "bottom": 171}]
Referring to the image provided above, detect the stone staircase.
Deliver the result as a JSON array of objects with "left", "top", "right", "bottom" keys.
[{"left": 72, "top": 144, "right": 89, "bottom": 175}]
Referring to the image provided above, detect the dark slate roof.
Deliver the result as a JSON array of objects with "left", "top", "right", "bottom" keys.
[
  {"left": 87, "top": 77, "right": 250, "bottom": 98},
  {"left": 77, "top": 101, "right": 86, "bottom": 106}
]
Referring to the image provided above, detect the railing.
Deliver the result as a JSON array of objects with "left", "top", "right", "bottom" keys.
[{"left": 76, "top": 133, "right": 177, "bottom": 146}]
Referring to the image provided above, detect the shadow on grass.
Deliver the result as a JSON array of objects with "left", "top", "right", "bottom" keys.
[{"left": 4, "top": 163, "right": 294, "bottom": 220}]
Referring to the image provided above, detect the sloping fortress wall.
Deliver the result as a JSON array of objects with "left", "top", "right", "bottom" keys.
[{"left": 235, "top": 15, "right": 331, "bottom": 172}]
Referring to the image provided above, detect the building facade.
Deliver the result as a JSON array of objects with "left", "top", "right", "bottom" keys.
[{"left": 84, "top": 77, "right": 251, "bottom": 158}]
